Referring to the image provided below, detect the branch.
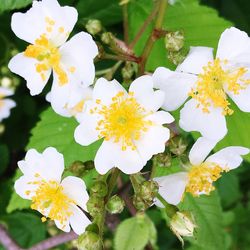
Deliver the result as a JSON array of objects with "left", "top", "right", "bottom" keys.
[
  {"left": 28, "top": 231, "right": 77, "bottom": 250},
  {"left": 0, "top": 224, "right": 22, "bottom": 250}
]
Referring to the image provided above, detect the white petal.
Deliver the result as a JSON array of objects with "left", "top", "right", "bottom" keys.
[
  {"left": 227, "top": 84, "right": 250, "bottom": 112},
  {"left": 216, "top": 27, "right": 250, "bottom": 63},
  {"left": 59, "top": 32, "right": 98, "bottom": 87},
  {"left": 152, "top": 67, "right": 197, "bottom": 111},
  {"left": 94, "top": 141, "right": 144, "bottom": 175},
  {"left": 69, "top": 206, "right": 91, "bottom": 235},
  {"left": 0, "top": 99, "right": 16, "bottom": 121},
  {"left": 146, "top": 111, "right": 174, "bottom": 125},
  {"left": 14, "top": 175, "right": 37, "bottom": 200},
  {"left": 176, "top": 47, "right": 214, "bottom": 74},
  {"left": 74, "top": 113, "right": 99, "bottom": 146},
  {"left": 205, "top": 146, "right": 250, "bottom": 170},
  {"left": 54, "top": 219, "right": 71, "bottom": 233},
  {"left": 61, "top": 176, "right": 89, "bottom": 211},
  {"left": 8, "top": 53, "right": 51, "bottom": 95},
  {"left": 93, "top": 78, "right": 126, "bottom": 106},
  {"left": 189, "top": 137, "right": 218, "bottom": 165},
  {"left": 154, "top": 172, "right": 188, "bottom": 206},
  {"left": 129, "top": 75, "right": 165, "bottom": 111},
  {"left": 11, "top": 0, "right": 77, "bottom": 45},
  {"left": 179, "top": 99, "right": 227, "bottom": 140},
  {"left": 135, "top": 125, "right": 170, "bottom": 163},
  {"left": 0, "top": 87, "right": 14, "bottom": 97}
]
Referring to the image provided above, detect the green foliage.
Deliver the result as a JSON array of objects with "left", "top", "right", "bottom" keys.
[
  {"left": 0, "top": 0, "right": 32, "bottom": 13},
  {"left": 27, "top": 107, "right": 101, "bottom": 166},
  {"left": 0, "top": 144, "right": 9, "bottom": 176}
]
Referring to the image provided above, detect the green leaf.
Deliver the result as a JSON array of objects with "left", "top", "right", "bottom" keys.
[
  {"left": 76, "top": 0, "right": 122, "bottom": 26},
  {"left": 27, "top": 108, "right": 101, "bottom": 166},
  {"left": 0, "top": 212, "right": 46, "bottom": 248},
  {"left": 128, "top": 0, "right": 232, "bottom": 70},
  {"left": 114, "top": 215, "right": 150, "bottom": 250},
  {"left": 179, "top": 192, "right": 226, "bottom": 250},
  {"left": 0, "top": 0, "right": 32, "bottom": 13},
  {"left": 6, "top": 192, "right": 31, "bottom": 214}
]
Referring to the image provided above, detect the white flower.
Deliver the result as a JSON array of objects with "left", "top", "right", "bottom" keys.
[
  {"left": 8, "top": 0, "right": 98, "bottom": 108},
  {"left": 0, "top": 87, "right": 16, "bottom": 122},
  {"left": 154, "top": 138, "right": 249, "bottom": 206},
  {"left": 74, "top": 76, "right": 174, "bottom": 175},
  {"left": 14, "top": 147, "right": 91, "bottom": 235},
  {"left": 153, "top": 27, "right": 250, "bottom": 142},
  {"left": 46, "top": 83, "right": 93, "bottom": 122}
]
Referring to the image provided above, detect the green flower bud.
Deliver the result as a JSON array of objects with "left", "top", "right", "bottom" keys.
[
  {"left": 139, "top": 180, "right": 159, "bottom": 203},
  {"left": 101, "top": 32, "right": 114, "bottom": 45},
  {"left": 0, "top": 124, "right": 5, "bottom": 134},
  {"left": 170, "top": 211, "right": 196, "bottom": 246},
  {"left": 78, "top": 231, "right": 102, "bottom": 250},
  {"left": 153, "top": 152, "right": 172, "bottom": 168},
  {"left": 165, "top": 31, "right": 184, "bottom": 52},
  {"left": 90, "top": 181, "right": 108, "bottom": 198},
  {"left": 169, "top": 137, "right": 188, "bottom": 156},
  {"left": 106, "top": 195, "right": 125, "bottom": 214},
  {"left": 86, "top": 196, "right": 104, "bottom": 217},
  {"left": 168, "top": 50, "right": 186, "bottom": 65},
  {"left": 1, "top": 66, "right": 9, "bottom": 75},
  {"left": 85, "top": 19, "right": 102, "bottom": 35},
  {"left": 69, "top": 161, "right": 85, "bottom": 177},
  {"left": 121, "top": 62, "right": 137, "bottom": 81},
  {"left": 133, "top": 195, "right": 148, "bottom": 211}
]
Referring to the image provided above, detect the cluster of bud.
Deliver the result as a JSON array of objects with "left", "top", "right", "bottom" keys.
[
  {"left": 169, "top": 137, "right": 188, "bottom": 156},
  {"left": 165, "top": 31, "right": 184, "bottom": 52}
]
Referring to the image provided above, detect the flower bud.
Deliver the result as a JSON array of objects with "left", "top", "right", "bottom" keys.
[
  {"left": 170, "top": 211, "right": 196, "bottom": 245},
  {"left": 86, "top": 196, "right": 104, "bottom": 217},
  {"left": 69, "top": 161, "right": 85, "bottom": 177},
  {"left": 90, "top": 181, "right": 108, "bottom": 198},
  {"left": 168, "top": 51, "right": 186, "bottom": 65},
  {"left": 139, "top": 180, "right": 159, "bottom": 203},
  {"left": 78, "top": 231, "right": 102, "bottom": 250},
  {"left": 106, "top": 195, "right": 125, "bottom": 214},
  {"left": 1, "top": 66, "right": 9, "bottom": 75},
  {"left": 121, "top": 62, "right": 137, "bottom": 81},
  {"left": 101, "top": 32, "right": 114, "bottom": 45},
  {"left": 169, "top": 137, "right": 188, "bottom": 156},
  {"left": 165, "top": 31, "right": 184, "bottom": 52},
  {"left": 85, "top": 19, "right": 102, "bottom": 35},
  {"left": 153, "top": 152, "right": 172, "bottom": 168},
  {"left": 133, "top": 195, "right": 148, "bottom": 211},
  {"left": 1, "top": 77, "right": 12, "bottom": 88}
]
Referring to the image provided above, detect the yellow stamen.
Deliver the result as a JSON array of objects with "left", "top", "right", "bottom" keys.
[
  {"left": 186, "top": 163, "right": 227, "bottom": 196},
  {"left": 93, "top": 91, "right": 153, "bottom": 150},
  {"left": 190, "top": 58, "right": 250, "bottom": 115},
  {"left": 28, "top": 180, "right": 75, "bottom": 225}
]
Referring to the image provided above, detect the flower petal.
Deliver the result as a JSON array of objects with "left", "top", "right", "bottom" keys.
[
  {"left": 205, "top": 146, "right": 250, "bottom": 170},
  {"left": 154, "top": 172, "right": 188, "bottom": 206},
  {"left": 176, "top": 46, "right": 214, "bottom": 74},
  {"left": 152, "top": 67, "right": 197, "bottom": 111},
  {"left": 216, "top": 27, "right": 250, "bottom": 63},
  {"left": 14, "top": 175, "right": 37, "bottom": 200},
  {"left": 0, "top": 99, "right": 16, "bottom": 122},
  {"left": 146, "top": 110, "right": 174, "bottom": 125},
  {"left": 94, "top": 141, "right": 144, "bottom": 175},
  {"left": 54, "top": 219, "right": 71, "bottom": 233},
  {"left": 129, "top": 75, "right": 165, "bottom": 111},
  {"left": 188, "top": 137, "right": 218, "bottom": 165},
  {"left": 8, "top": 53, "right": 51, "bottom": 95},
  {"left": 93, "top": 78, "right": 127, "bottom": 106},
  {"left": 0, "top": 87, "right": 14, "bottom": 97},
  {"left": 11, "top": 0, "right": 77, "bottom": 46},
  {"left": 179, "top": 99, "right": 227, "bottom": 140},
  {"left": 69, "top": 206, "right": 91, "bottom": 235},
  {"left": 61, "top": 176, "right": 89, "bottom": 211},
  {"left": 59, "top": 32, "right": 98, "bottom": 87}
]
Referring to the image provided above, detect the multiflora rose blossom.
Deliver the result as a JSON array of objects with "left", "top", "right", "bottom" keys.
[
  {"left": 154, "top": 138, "right": 249, "bottom": 206},
  {"left": 8, "top": 0, "right": 98, "bottom": 112},
  {"left": 0, "top": 86, "right": 16, "bottom": 122},
  {"left": 74, "top": 76, "right": 174, "bottom": 174},
  {"left": 153, "top": 27, "right": 250, "bottom": 143},
  {"left": 14, "top": 147, "right": 91, "bottom": 235}
]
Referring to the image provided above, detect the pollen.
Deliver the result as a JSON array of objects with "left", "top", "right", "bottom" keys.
[
  {"left": 186, "top": 163, "right": 227, "bottom": 196},
  {"left": 94, "top": 91, "right": 153, "bottom": 150},
  {"left": 24, "top": 34, "right": 68, "bottom": 85},
  {"left": 29, "top": 180, "right": 75, "bottom": 226},
  {"left": 190, "top": 58, "right": 250, "bottom": 115}
]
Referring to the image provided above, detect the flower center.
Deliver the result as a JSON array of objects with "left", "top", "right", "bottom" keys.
[
  {"left": 190, "top": 58, "right": 250, "bottom": 115},
  {"left": 185, "top": 163, "right": 227, "bottom": 196},
  {"left": 94, "top": 91, "right": 153, "bottom": 151},
  {"left": 27, "top": 179, "right": 75, "bottom": 226}
]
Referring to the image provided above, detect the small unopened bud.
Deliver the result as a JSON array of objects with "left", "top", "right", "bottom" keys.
[
  {"left": 1, "top": 77, "right": 12, "bottom": 88},
  {"left": 169, "top": 137, "right": 188, "bottom": 156},
  {"left": 121, "top": 62, "right": 137, "bottom": 81},
  {"left": 165, "top": 31, "right": 184, "bottom": 52},
  {"left": 101, "top": 32, "right": 114, "bottom": 45},
  {"left": 90, "top": 181, "right": 108, "bottom": 198},
  {"left": 78, "top": 231, "right": 102, "bottom": 250},
  {"left": 139, "top": 180, "right": 158, "bottom": 202},
  {"left": 69, "top": 161, "right": 85, "bottom": 177},
  {"left": 170, "top": 211, "right": 196, "bottom": 246},
  {"left": 85, "top": 19, "right": 102, "bottom": 35},
  {"left": 153, "top": 152, "right": 172, "bottom": 168},
  {"left": 168, "top": 51, "right": 186, "bottom": 65},
  {"left": 1, "top": 66, "right": 9, "bottom": 75},
  {"left": 86, "top": 196, "right": 104, "bottom": 217},
  {"left": 106, "top": 195, "right": 125, "bottom": 214},
  {"left": 133, "top": 195, "right": 148, "bottom": 211},
  {"left": 0, "top": 124, "right": 5, "bottom": 134},
  {"left": 10, "top": 49, "right": 19, "bottom": 57}
]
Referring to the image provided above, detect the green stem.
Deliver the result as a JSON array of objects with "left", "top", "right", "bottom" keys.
[
  {"left": 138, "top": 0, "right": 168, "bottom": 75},
  {"left": 156, "top": 193, "right": 178, "bottom": 218}
]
